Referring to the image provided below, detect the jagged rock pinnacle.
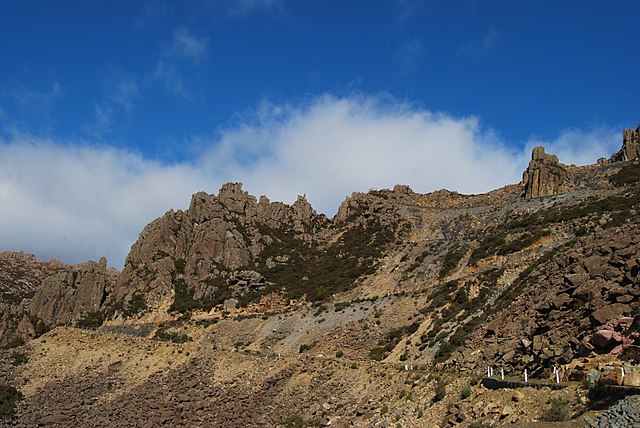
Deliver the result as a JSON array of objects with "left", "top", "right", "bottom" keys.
[
  {"left": 522, "top": 146, "right": 573, "bottom": 198},
  {"left": 610, "top": 123, "right": 640, "bottom": 162}
]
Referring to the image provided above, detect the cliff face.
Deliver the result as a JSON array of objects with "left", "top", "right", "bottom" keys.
[
  {"left": 28, "top": 257, "right": 115, "bottom": 326},
  {"left": 112, "top": 182, "right": 326, "bottom": 314},
  {"left": 0, "top": 252, "right": 66, "bottom": 346},
  {"left": 611, "top": 124, "right": 640, "bottom": 162},
  {"left": 0, "top": 253, "right": 118, "bottom": 345},
  {"left": 521, "top": 146, "right": 573, "bottom": 198}
]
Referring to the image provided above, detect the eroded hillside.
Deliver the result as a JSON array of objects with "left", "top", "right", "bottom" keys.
[{"left": 1, "top": 125, "right": 639, "bottom": 427}]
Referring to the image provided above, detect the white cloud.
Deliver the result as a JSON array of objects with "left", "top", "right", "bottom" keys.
[
  {"left": 0, "top": 81, "right": 63, "bottom": 130},
  {"left": 150, "top": 27, "right": 206, "bottom": 100},
  {"left": 152, "top": 60, "right": 193, "bottom": 100},
  {"left": 90, "top": 70, "right": 140, "bottom": 137},
  {"left": 525, "top": 126, "right": 619, "bottom": 166},
  {"left": 197, "top": 95, "right": 526, "bottom": 213},
  {"left": 0, "top": 94, "right": 619, "bottom": 268},
  {"left": 167, "top": 27, "right": 207, "bottom": 61},
  {"left": 0, "top": 132, "right": 209, "bottom": 268}
]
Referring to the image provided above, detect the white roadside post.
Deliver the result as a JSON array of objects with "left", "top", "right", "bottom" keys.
[
  {"left": 501, "top": 368, "right": 504, "bottom": 380},
  {"left": 524, "top": 369, "right": 528, "bottom": 383}
]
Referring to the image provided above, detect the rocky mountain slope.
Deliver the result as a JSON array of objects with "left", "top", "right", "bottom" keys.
[{"left": 0, "top": 124, "right": 639, "bottom": 427}]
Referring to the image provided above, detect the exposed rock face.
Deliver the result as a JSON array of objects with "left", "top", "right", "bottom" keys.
[
  {"left": 610, "top": 124, "right": 640, "bottom": 162},
  {"left": 2, "top": 126, "right": 640, "bottom": 427},
  {"left": 458, "top": 223, "right": 640, "bottom": 373},
  {"left": 113, "top": 183, "right": 325, "bottom": 311},
  {"left": 0, "top": 252, "right": 65, "bottom": 302},
  {"left": 29, "top": 257, "right": 116, "bottom": 326},
  {"left": 0, "top": 252, "right": 67, "bottom": 345},
  {"left": 522, "top": 146, "right": 573, "bottom": 198}
]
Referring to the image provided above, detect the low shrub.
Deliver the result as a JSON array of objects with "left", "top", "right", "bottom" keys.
[
  {"left": 611, "top": 163, "right": 640, "bottom": 186},
  {"left": 76, "top": 311, "right": 105, "bottom": 328},
  {"left": 153, "top": 328, "right": 191, "bottom": 344},
  {"left": 299, "top": 343, "right": 314, "bottom": 353},
  {"left": 540, "top": 398, "right": 570, "bottom": 422},
  {"left": 10, "top": 352, "right": 27, "bottom": 366},
  {"left": 461, "top": 385, "right": 472, "bottom": 399},
  {"left": 0, "top": 385, "right": 22, "bottom": 416},
  {"left": 1, "top": 337, "right": 24, "bottom": 350},
  {"left": 439, "top": 245, "right": 465, "bottom": 278}
]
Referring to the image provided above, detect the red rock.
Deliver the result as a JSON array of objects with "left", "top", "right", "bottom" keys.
[{"left": 590, "top": 329, "right": 623, "bottom": 348}]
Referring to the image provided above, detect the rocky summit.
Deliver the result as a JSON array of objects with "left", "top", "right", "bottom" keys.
[{"left": 1, "top": 126, "right": 640, "bottom": 427}]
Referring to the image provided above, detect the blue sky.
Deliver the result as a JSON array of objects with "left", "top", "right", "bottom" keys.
[{"left": 1, "top": 0, "right": 639, "bottom": 267}]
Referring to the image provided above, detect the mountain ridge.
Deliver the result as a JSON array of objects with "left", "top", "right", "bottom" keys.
[{"left": 0, "top": 123, "right": 639, "bottom": 426}]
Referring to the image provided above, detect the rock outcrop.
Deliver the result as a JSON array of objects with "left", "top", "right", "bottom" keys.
[
  {"left": 112, "top": 183, "right": 326, "bottom": 312},
  {"left": 0, "top": 252, "right": 67, "bottom": 345},
  {"left": 458, "top": 222, "right": 640, "bottom": 373},
  {"left": 1, "top": 125, "right": 640, "bottom": 427},
  {"left": 610, "top": 124, "right": 640, "bottom": 162},
  {"left": 28, "top": 257, "right": 116, "bottom": 326},
  {"left": 522, "top": 146, "right": 573, "bottom": 198}
]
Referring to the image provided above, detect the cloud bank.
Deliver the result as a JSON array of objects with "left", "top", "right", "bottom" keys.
[{"left": 0, "top": 95, "right": 619, "bottom": 268}]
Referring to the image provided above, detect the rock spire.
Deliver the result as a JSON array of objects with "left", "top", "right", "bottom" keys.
[{"left": 522, "top": 146, "right": 573, "bottom": 198}]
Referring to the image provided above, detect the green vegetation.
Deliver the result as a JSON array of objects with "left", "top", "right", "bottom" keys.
[
  {"left": 540, "top": 398, "right": 570, "bottom": 422},
  {"left": 76, "top": 311, "right": 105, "bottom": 328},
  {"left": 10, "top": 352, "right": 27, "bottom": 366},
  {"left": 123, "top": 293, "right": 148, "bottom": 316},
  {"left": 439, "top": 245, "right": 466, "bottom": 278},
  {"left": 469, "top": 187, "right": 640, "bottom": 267},
  {"left": 461, "top": 384, "right": 472, "bottom": 399},
  {"left": 380, "top": 405, "right": 389, "bottom": 415},
  {"left": 1, "top": 337, "right": 24, "bottom": 350},
  {"left": 335, "top": 350, "right": 344, "bottom": 358},
  {"left": 169, "top": 278, "right": 218, "bottom": 314},
  {"left": 407, "top": 249, "right": 430, "bottom": 273},
  {"left": 420, "top": 268, "right": 503, "bottom": 361},
  {"left": 153, "top": 328, "right": 191, "bottom": 343},
  {"left": 0, "top": 385, "right": 22, "bottom": 416},
  {"left": 490, "top": 241, "right": 574, "bottom": 316},
  {"left": 610, "top": 162, "right": 640, "bottom": 186},
  {"left": 468, "top": 423, "right": 492, "bottom": 428},
  {"left": 369, "top": 322, "right": 420, "bottom": 361},
  {"left": 334, "top": 301, "right": 351, "bottom": 312},
  {"left": 298, "top": 343, "right": 314, "bottom": 353},
  {"left": 470, "top": 228, "right": 550, "bottom": 265},
  {"left": 248, "top": 218, "right": 397, "bottom": 303}
]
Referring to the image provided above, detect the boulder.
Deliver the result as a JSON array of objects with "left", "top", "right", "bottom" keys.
[
  {"left": 590, "top": 329, "right": 623, "bottom": 349},
  {"left": 590, "top": 304, "right": 631, "bottom": 326}
]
